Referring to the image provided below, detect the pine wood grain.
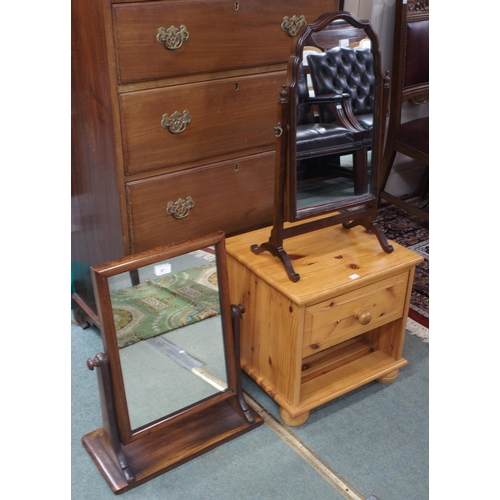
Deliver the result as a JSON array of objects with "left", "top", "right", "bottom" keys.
[
  {"left": 226, "top": 220, "right": 423, "bottom": 424},
  {"left": 227, "top": 217, "right": 423, "bottom": 305}
]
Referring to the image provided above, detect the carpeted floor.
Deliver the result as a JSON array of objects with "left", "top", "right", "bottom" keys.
[
  {"left": 71, "top": 198, "right": 429, "bottom": 499},
  {"left": 71, "top": 317, "right": 428, "bottom": 500},
  {"left": 376, "top": 197, "right": 429, "bottom": 329}
]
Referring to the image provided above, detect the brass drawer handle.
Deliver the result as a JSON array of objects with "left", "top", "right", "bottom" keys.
[
  {"left": 161, "top": 110, "right": 191, "bottom": 134},
  {"left": 157, "top": 25, "right": 189, "bottom": 50},
  {"left": 355, "top": 310, "right": 372, "bottom": 325},
  {"left": 166, "top": 196, "right": 194, "bottom": 219},
  {"left": 281, "top": 15, "right": 306, "bottom": 36}
]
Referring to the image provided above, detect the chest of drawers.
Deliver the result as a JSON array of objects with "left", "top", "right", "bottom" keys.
[
  {"left": 226, "top": 218, "right": 423, "bottom": 426},
  {"left": 71, "top": 0, "right": 341, "bottom": 323}
]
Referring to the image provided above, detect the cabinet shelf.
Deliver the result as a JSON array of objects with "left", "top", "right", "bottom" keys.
[{"left": 298, "top": 336, "right": 407, "bottom": 413}]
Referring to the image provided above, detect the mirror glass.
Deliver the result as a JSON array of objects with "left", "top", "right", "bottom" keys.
[
  {"left": 290, "top": 18, "right": 378, "bottom": 219},
  {"left": 107, "top": 246, "right": 227, "bottom": 431}
]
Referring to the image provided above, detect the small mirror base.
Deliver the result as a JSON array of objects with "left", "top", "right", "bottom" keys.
[
  {"left": 251, "top": 216, "right": 393, "bottom": 282},
  {"left": 250, "top": 243, "right": 300, "bottom": 282},
  {"left": 342, "top": 219, "right": 394, "bottom": 254},
  {"left": 82, "top": 397, "right": 263, "bottom": 494}
]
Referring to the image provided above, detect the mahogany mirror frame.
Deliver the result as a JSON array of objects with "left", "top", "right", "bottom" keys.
[
  {"left": 81, "top": 231, "right": 262, "bottom": 494},
  {"left": 251, "top": 11, "right": 394, "bottom": 282}
]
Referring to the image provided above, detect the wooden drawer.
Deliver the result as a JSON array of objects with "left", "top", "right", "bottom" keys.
[
  {"left": 127, "top": 151, "right": 274, "bottom": 252},
  {"left": 302, "top": 272, "right": 409, "bottom": 357},
  {"left": 120, "top": 72, "right": 284, "bottom": 175},
  {"left": 112, "top": 0, "right": 339, "bottom": 84}
]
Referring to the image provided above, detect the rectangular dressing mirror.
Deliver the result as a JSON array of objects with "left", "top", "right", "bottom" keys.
[
  {"left": 82, "top": 232, "right": 262, "bottom": 494},
  {"left": 108, "top": 247, "right": 227, "bottom": 431},
  {"left": 290, "top": 17, "right": 379, "bottom": 219}
]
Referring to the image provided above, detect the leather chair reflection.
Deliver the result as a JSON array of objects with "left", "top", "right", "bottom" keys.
[
  {"left": 379, "top": 0, "right": 429, "bottom": 221},
  {"left": 295, "top": 62, "right": 368, "bottom": 195},
  {"left": 307, "top": 46, "right": 376, "bottom": 149}
]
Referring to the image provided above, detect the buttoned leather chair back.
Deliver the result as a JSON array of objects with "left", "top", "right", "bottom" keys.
[{"left": 308, "top": 47, "right": 375, "bottom": 131}]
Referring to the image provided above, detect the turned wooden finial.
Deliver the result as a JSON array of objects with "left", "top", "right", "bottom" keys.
[
  {"left": 86, "top": 352, "right": 108, "bottom": 370},
  {"left": 279, "top": 84, "right": 287, "bottom": 103}
]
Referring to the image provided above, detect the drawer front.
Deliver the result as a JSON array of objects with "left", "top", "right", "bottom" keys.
[
  {"left": 127, "top": 152, "right": 274, "bottom": 252},
  {"left": 120, "top": 72, "right": 284, "bottom": 175},
  {"left": 303, "top": 273, "right": 409, "bottom": 357},
  {"left": 112, "top": 0, "right": 340, "bottom": 84}
]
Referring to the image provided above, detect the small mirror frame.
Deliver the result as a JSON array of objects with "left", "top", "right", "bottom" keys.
[
  {"left": 289, "top": 15, "right": 378, "bottom": 220},
  {"left": 251, "top": 11, "right": 394, "bottom": 282},
  {"left": 81, "top": 232, "right": 263, "bottom": 494}
]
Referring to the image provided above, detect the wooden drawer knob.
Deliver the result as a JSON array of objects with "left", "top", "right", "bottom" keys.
[{"left": 355, "top": 310, "right": 372, "bottom": 325}]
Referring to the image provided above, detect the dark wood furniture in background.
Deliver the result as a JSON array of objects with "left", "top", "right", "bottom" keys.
[
  {"left": 71, "top": 0, "right": 341, "bottom": 327},
  {"left": 379, "top": 0, "right": 429, "bottom": 220}
]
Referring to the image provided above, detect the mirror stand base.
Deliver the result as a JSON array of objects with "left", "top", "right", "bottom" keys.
[
  {"left": 342, "top": 219, "right": 394, "bottom": 254},
  {"left": 250, "top": 243, "right": 300, "bottom": 282},
  {"left": 250, "top": 215, "right": 395, "bottom": 283},
  {"left": 82, "top": 396, "right": 263, "bottom": 494}
]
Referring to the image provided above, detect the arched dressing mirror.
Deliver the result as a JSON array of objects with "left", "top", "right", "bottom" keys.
[
  {"left": 252, "top": 11, "right": 394, "bottom": 282},
  {"left": 82, "top": 232, "right": 262, "bottom": 494}
]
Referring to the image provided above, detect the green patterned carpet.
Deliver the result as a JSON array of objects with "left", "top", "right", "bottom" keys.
[{"left": 111, "top": 263, "right": 220, "bottom": 348}]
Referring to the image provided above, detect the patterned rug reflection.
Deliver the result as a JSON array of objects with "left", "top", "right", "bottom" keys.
[{"left": 111, "top": 263, "right": 220, "bottom": 348}]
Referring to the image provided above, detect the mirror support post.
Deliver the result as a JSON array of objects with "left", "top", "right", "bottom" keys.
[
  {"left": 230, "top": 304, "right": 256, "bottom": 424},
  {"left": 251, "top": 85, "right": 301, "bottom": 282},
  {"left": 381, "top": 71, "right": 391, "bottom": 149},
  {"left": 83, "top": 353, "right": 135, "bottom": 485}
]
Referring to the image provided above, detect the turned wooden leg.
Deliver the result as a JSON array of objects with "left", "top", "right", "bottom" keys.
[
  {"left": 72, "top": 303, "right": 91, "bottom": 329},
  {"left": 376, "top": 368, "right": 399, "bottom": 384},
  {"left": 280, "top": 407, "right": 309, "bottom": 427}
]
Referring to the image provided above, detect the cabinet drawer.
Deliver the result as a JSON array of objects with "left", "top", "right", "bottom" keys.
[
  {"left": 120, "top": 72, "right": 284, "bottom": 175},
  {"left": 302, "top": 273, "right": 409, "bottom": 357},
  {"left": 127, "top": 152, "right": 274, "bottom": 252},
  {"left": 112, "top": 0, "right": 339, "bottom": 84}
]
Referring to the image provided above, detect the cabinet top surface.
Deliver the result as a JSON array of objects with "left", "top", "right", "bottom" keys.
[{"left": 226, "top": 219, "right": 424, "bottom": 305}]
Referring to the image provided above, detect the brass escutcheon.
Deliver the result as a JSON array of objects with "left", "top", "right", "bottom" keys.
[
  {"left": 157, "top": 25, "right": 189, "bottom": 50},
  {"left": 161, "top": 110, "right": 192, "bottom": 134},
  {"left": 281, "top": 15, "right": 306, "bottom": 36},
  {"left": 166, "top": 196, "right": 195, "bottom": 219}
]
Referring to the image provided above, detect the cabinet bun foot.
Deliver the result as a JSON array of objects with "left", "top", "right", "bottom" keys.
[
  {"left": 280, "top": 408, "right": 310, "bottom": 427},
  {"left": 376, "top": 369, "right": 399, "bottom": 384}
]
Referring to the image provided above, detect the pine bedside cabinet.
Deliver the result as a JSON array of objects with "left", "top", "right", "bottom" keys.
[{"left": 226, "top": 219, "right": 423, "bottom": 426}]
